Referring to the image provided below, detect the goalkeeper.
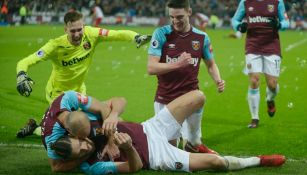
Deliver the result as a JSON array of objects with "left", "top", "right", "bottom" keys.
[{"left": 16, "top": 11, "right": 151, "bottom": 138}]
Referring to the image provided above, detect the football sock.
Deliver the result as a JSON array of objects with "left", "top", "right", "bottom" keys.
[
  {"left": 266, "top": 84, "right": 279, "bottom": 101},
  {"left": 248, "top": 87, "right": 260, "bottom": 120},
  {"left": 33, "top": 126, "right": 42, "bottom": 136},
  {"left": 224, "top": 156, "right": 260, "bottom": 170},
  {"left": 182, "top": 109, "right": 203, "bottom": 145}
]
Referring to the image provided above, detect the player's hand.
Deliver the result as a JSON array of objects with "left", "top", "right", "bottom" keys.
[
  {"left": 216, "top": 80, "right": 225, "bottom": 93},
  {"left": 102, "top": 116, "right": 118, "bottom": 136},
  {"left": 176, "top": 52, "right": 192, "bottom": 68},
  {"left": 114, "top": 132, "right": 133, "bottom": 151},
  {"left": 237, "top": 22, "right": 247, "bottom": 33},
  {"left": 135, "top": 34, "right": 152, "bottom": 48},
  {"left": 268, "top": 17, "right": 280, "bottom": 30},
  {"left": 102, "top": 141, "right": 120, "bottom": 161},
  {"left": 16, "top": 71, "right": 34, "bottom": 97}
]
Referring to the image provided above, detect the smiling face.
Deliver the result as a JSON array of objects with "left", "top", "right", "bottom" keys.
[
  {"left": 65, "top": 19, "right": 84, "bottom": 46},
  {"left": 168, "top": 7, "right": 192, "bottom": 33}
]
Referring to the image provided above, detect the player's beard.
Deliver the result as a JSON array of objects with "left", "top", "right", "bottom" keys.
[{"left": 72, "top": 34, "right": 82, "bottom": 46}]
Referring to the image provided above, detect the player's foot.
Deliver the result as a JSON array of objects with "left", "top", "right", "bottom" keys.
[
  {"left": 248, "top": 119, "right": 259, "bottom": 128},
  {"left": 267, "top": 100, "right": 276, "bottom": 117},
  {"left": 16, "top": 119, "right": 38, "bottom": 138},
  {"left": 258, "top": 154, "right": 286, "bottom": 167},
  {"left": 184, "top": 142, "right": 218, "bottom": 154}
]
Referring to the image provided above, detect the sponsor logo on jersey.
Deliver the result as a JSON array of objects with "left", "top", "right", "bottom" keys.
[
  {"left": 168, "top": 43, "right": 176, "bottom": 49},
  {"left": 248, "top": 16, "right": 270, "bottom": 23},
  {"left": 83, "top": 41, "right": 91, "bottom": 50},
  {"left": 267, "top": 4, "right": 274, "bottom": 13},
  {"left": 151, "top": 39, "right": 159, "bottom": 49},
  {"left": 166, "top": 55, "right": 199, "bottom": 67},
  {"left": 175, "top": 162, "right": 183, "bottom": 169},
  {"left": 192, "top": 40, "right": 200, "bottom": 51},
  {"left": 248, "top": 7, "right": 254, "bottom": 12},
  {"left": 36, "top": 50, "right": 45, "bottom": 58},
  {"left": 77, "top": 93, "right": 88, "bottom": 105},
  {"left": 62, "top": 53, "right": 90, "bottom": 66}
]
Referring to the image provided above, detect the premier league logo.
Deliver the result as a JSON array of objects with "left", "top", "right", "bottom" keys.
[
  {"left": 267, "top": 4, "right": 274, "bottom": 13},
  {"left": 192, "top": 41, "right": 200, "bottom": 51},
  {"left": 83, "top": 41, "right": 91, "bottom": 50}
]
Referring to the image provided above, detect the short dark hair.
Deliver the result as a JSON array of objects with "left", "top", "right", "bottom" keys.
[
  {"left": 50, "top": 135, "right": 72, "bottom": 159},
  {"left": 167, "top": 0, "right": 190, "bottom": 9},
  {"left": 64, "top": 11, "right": 83, "bottom": 24}
]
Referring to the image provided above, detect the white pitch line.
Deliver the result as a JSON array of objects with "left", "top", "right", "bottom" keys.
[
  {"left": 285, "top": 38, "right": 307, "bottom": 52},
  {"left": 0, "top": 142, "right": 44, "bottom": 149},
  {"left": 1, "top": 142, "right": 307, "bottom": 163}
]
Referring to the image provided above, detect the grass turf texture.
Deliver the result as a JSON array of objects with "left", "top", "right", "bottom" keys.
[{"left": 0, "top": 25, "right": 306, "bottom": 174}]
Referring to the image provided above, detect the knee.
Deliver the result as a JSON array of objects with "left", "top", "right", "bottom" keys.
[
  {"left": 194, "top": 90, "right": 205, "bottom": 108},
  {"left": 210, "top": 156, "right": 227, "bottom": 170},
  {"left": 267, "top": 79, "right": 277, "bottom": 90},
  {"left": 249, "top": 76, "right": 260, "bottom": 88}
]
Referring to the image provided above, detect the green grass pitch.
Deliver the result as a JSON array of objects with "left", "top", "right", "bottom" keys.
[{"left": 0, "top": 25, "right": 306, "bottom": 175}]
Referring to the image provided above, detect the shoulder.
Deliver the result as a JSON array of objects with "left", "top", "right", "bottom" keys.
[
  {"left": 192, "top": 27, "right": 209, "bottom": 38},
  {"left": 154, "top": 25, "right": 172, "bottom": 35}
]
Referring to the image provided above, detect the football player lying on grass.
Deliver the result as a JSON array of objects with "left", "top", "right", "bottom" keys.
[{"left": 51, "top": 90, "right": 286, "bottom": 174}]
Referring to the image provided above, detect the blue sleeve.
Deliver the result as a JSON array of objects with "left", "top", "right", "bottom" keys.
[
  {"left": 80, "top": 162, "right": 118, "bottom": 175},
  {"left": 278, "top": 0, "right": 289, "bottom": 30},
  {"left": 231, "top": 0, "right": 246, "bottom": 31},
  {"left": 203, "top": 35, "right": 214, "bottom": 60},
  {"left": 60, "top": 90, "right": 92, "bottom": 111},
  {"left": 148, "top": 27, "right": 168, "bottom": 57},
  {"left": 46, "top": 123, "right": 66, "bottom": 159}
]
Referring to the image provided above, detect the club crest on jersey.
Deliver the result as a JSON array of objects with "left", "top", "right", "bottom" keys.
[
  {"left": 191, "top": 41, "right": 200, "bottom": 51},
  {"left": 267, "top": 4, "right": 274, "bottom": 13},
  {"left": 83, "top": 41, "right": 91, "bottom": 50},
  {"left": 168, "top": 43, "right": 176, "bottom": 49},
  {"left": 77, "top": 93, "right": 88, "bottom": 105},
  {"left": 248, "top": 7, "right": 254, "bottom": 12},
  {"left": 175, "top": 162, "right": 183, "bottom": 169}
]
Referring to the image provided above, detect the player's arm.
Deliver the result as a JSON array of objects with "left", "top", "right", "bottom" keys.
[
  {"left": 92, "top": 27, "right": 151, "bottom": 48},
  {"left": 147, "top": 28, "right": 190, "bottom": 75},
  {"left": 80, "top": 132, "right": 142, "bottom": 174},
  {"left": 114, "top": 132, "right": 143, "bottom": 173},
  {"left": 202, "top": 36, "right": 225, "bottom": 93},
  {"left": 147, "top": 52, "right": 191, "bottom": 75},
  {"left": 49, "top": 157, "right": 88, "bottom": 172},
  {"left": 231, "top": 0, "right": 247, "bottom": 32},
  {"left": 277, "top": 0, "right": 289, "bottom": 30},
  {"left": 100, "top": 97, "right": 127, "bottom": 136},
  {"left": 16, "top": 40, "right": 55, "bottom": 96}
]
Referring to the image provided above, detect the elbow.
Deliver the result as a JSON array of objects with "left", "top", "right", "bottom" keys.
[
  {"left": 147, "top": 65, "right": 157, "bottom": 75},
  {"left": 129, "top": 162, "right": 143, "bottom": 173}
]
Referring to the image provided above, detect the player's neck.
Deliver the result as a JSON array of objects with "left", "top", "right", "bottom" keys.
[{"left": 58, "top": 111, "right": 70, "bottom": 128}]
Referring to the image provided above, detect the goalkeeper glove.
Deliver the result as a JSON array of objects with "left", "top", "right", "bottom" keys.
[
  {"left": 135, "top": 34, "right": 152, "bottom": 48},
  {"left": 268, "top": 17, "right": 280, "bottom": 30},
  {"left": 17, "top": 71, "right": 34, "bottom": 97},
  {"left": 237, "top": 22, "right": 248, "bottom": 33}
]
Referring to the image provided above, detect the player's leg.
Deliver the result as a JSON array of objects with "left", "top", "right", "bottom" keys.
[
  {"left": 189, "top": 153, "right": 286, "bottom": 171},
  {"left": 245, "top": 54, "right": 262, "bottom": 128},
  {"left": 263, "top": 55, "right": 281, "bottom": 117},
  {"left": 166, "top": 90, "right": 205, "bottom": 125},
  {"left": 182, "top": 109, "right": 218, "bottom": 154}
]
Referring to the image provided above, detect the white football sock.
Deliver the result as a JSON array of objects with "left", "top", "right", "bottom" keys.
[
  {"left": 181, "top": 109, "right": 203, "bottom": 145},
  {"left": 266, "top": 84, "right": 279, "bottom": 101},
  {"left": 224, "top": 156, "right": 260, "bottom": 170},
  {"left": 247, "top": 87, "right": 260, "bottom": 120}
]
